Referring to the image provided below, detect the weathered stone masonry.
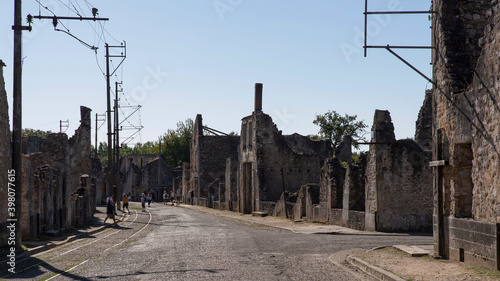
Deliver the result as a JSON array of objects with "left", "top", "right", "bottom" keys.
[
  {"left": 432, "top": 0, "right": 500, "bottom": 269},
  {"left": 0, "top": 60, "right": 12, "bottom": 246}
]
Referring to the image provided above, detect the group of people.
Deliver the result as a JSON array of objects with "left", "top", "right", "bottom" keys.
[
  {"left": 163, "top": 189, "right": 183, "bottom": 206},
  {"left": 103, "top": 189, "right": 196, "bottom": 224},
  {"left": 103, "top": 192, "right": 131, "bottom": 225}
]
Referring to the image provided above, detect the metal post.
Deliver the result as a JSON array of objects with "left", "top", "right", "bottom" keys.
[
  {"left": 364, "top": 0, "right": 368, "bottom": 57},
  {"left": 95, "top": 113, "right": 98, "bottom": 157},
  {"left": 158, "top": 138, "right": 161, "bottom": 197},
  {"left": 12, "top": 0, "right": 23, "bottom": 248},
  {"left": 114, "top": 82, "right": 121, "bottom": 209},
  {"left": 105, "top": 44, "right": 114, "bottom": 201}
]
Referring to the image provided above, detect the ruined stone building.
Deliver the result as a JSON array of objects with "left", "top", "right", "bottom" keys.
[
  {"left": 19, "top": 106, "right": 96, "bottom": 238},
  {"left": 0, "top": 60, "right": 99, "bottom": 245},
  {"left": 187, "top": 84, "right": 332, "bottom": 214},
  {"left": 238, "top": 84, "right": 333, "bottom": 215},
  {"left": 312, "top": 110, "right": 433, "bottom": 233},
  {"left": 119, "top": 154, "right": 176, "bottom": 201},
  {"left": 0, "top": 60, "right": 12, "bottom": 246},
  {"left": 189, "top": 114, "right": 240, "bottom": 209},
  {"left": 431, "top": 0, "right": 500, "bottom": 269},
  {"left": 185, "top": 83, "right": 433, "bottom": 234}
]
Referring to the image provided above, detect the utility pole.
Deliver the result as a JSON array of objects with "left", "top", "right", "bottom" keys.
[
  {"left": 12, "top": 0, "right": 32, "bottom": 249},
  {"left": 105, "top": 42, "right": 126, "bottom": 206},
  {"left": 114, "top": 81, "right": 122, "bottom": 208},
  {"left": 94, "top": 113, "right": 105, "bottom": 158},
  {"left": 158, "top": 137, "right": 161, "bottom": 196},
  {"left": 59, "top": 119, "right": 69, "bottom": 133},
  {"left": 105, "top": 43, "right": 114, "bottom": 203},
  {"left": 31, "top": 6, "right": 109, "bottom": 197}
]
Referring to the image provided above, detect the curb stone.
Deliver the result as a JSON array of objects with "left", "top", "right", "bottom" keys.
[{"left": 346, "top": 255, "right": 405, "bottom": 281}]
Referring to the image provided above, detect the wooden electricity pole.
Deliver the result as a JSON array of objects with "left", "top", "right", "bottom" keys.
[
  {"left": 105, "top": 43, "right": 126, "bottom": 207},
  {"left": 114, "top": 81, "right": 122, "bottom": 208},
  {"left": 12, "top": 0, "right": 31, "bottom": 248}
]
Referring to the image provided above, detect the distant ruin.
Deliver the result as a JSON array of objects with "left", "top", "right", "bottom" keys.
[{"left": 184, "top": 83, "right": 433, "bottom": 233}]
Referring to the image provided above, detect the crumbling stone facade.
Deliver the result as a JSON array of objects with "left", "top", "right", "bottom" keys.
[
  {"left": 119, "top": 154, "right": 175, "bottom": 201},
  {"left": 238, "top": 108, "right": 332, "bottom": 214},
  {"left": 189, "top": 114, "right": 239, "bottom": 207},
  {"left": 0, "top": 60, "right": 11, "bottom": 246},
  {"left": 185, "top": 83, "right": 432, "bottom": 237},
  {"left": 432, "top": 0, "right": 500, "bottom": 269},
  {"left": 1, "top": 105, "right": 97, "bottom": 240},
  {"left": 365, "top": 110, "right": 432, "bottom": 232}
]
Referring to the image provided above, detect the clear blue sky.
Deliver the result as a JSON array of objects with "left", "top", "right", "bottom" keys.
[{"left": 1, "top": 1, "right": 432, "bottom": 150}]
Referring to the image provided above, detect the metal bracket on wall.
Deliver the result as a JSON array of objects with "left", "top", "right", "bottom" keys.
[
  {"left": 363, "top": 0, "right": 436, "bottom": 84},
  {"left": 363, "top": 0, "right": 436, "bottom": 57}
]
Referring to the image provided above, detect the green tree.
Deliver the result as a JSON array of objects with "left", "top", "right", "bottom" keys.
[
  {"left": 96, "top": 118, "right": 194, "bottom": 168},
  {"left": 97, "top": 142, "right": 109, "bottom": 167},
  {"left": 159, "top": 118, "right": 193, "bottom": 167},
  {"left": 22, "top": 128, "right": 54, "bottom": 138},
  {"left": 312, "top": 110, "right": 367, "bottom": 149}
]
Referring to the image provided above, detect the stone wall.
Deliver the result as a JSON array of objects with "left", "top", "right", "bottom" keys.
[
  {"left": 432, "top": 0, "right": 500, "bottom": 268},
  {"left": 365, "top": 110, "right": 432, "bottom": 232},
  {"left": 239, "top": 112, "right": 332, "bottom": 215},
  {"left": 141, "top": 157, "right": 175, "bottom": 200},
  {"left": 415, "top": 90, "right": 433, "bottom": 152},
  {"left": 224, "top": 157, "right": 238, "bottom": 211},
  {"left": 2, "top": 105, "right": 98, "bottom": 241},
  {"left": 0, "top": 60, "right": 11, "bottom": 246},
  {"left": 190, "top": 114, "right": 239, "bottom": 206}
]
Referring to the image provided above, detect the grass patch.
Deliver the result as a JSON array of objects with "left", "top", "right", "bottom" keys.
[{"left": 466, "top": 266, "right": 500, "bottom": 279}]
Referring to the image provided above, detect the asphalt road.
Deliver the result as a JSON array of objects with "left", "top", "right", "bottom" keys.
[{"left": 4, "top": 203, "right": 432, "bottom": 280}]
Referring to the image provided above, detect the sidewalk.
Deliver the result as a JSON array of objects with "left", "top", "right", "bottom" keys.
[
  {"left": 180, "top": 204, "right": 500, "bottom": 281},
  {"left": 0, "top": 205, "right": 130, "bottom": 264}
]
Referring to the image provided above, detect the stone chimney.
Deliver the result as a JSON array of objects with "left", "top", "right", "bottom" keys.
[{"left": 254, "top": 83, "right": 263, "bottom": 113}]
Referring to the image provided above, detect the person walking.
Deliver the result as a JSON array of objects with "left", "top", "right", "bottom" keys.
[
  {"left": 147, "top": 191, "right": 152, "bottom": 207},
  {"left": 141, "top": 191, "right": 146, "bottom": 212},
  {"left": 103, "top": 193, "right": 117, "bottom": 225},
  {"left": 122, "top": 193, "right": 130, "bottom": 214},
  {"left": 190, "top": 189, "right": 194, "bottom": 205},
  {"left": 170, "top": 190, "right": 175, "bottom": 206},
  {"left": 175, "top": 189, "right": 181, "bottom": 206},
  {"left": 163, "top": 191, "right": 168, "bottom": 205}
]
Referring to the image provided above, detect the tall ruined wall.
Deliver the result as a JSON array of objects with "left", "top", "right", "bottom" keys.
[
  {"left": 0, "top": 60, "right": 11, "bottom": 246},
  {"left": 415, "top": 90, "right": 433, "bottom": 151},
  {"left": 366, "top": 110, "right": 432, "bottom": 232},
  {"left": 431, "top": 0, "right": 500, "bottom": 268},
  {"left": 432, "top": 0, "right": 491, "bottom": 220},
  {"left": 69, "top": 106, "right": 92, "bottom": 194},
  {"left": 224, "top": 157, "right": 238, "bottom": 211},
  {"left": 198, "top": 135, "right": 239, "bottom": 199},
  {"left": 190, "top": 114, "right": 239, "bottom": 205},
  {"left": 140, "top": 157, "right": 174, "bottom": 196},
  {"left": 468, "top": 1, "right": 500, "bottom": 222},
  {"left": 189, "top": 114, "right": 203, "bottom": 198},
  {"left": 20, "top": 133, "right": 70, "bottom": 238},
  {"left": 254, "top": 113, "right": 332, "bottom": 202}
]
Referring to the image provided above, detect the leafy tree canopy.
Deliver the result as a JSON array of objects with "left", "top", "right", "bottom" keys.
[
  {"left": 96, "top": 118, "right": 194, "bottom": 168},
  {"left": 312, "top": 110, "right": 368, "bottom": 149},
  {"left": 22, "top": 128, "right": 54, "bottom": 138}
]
